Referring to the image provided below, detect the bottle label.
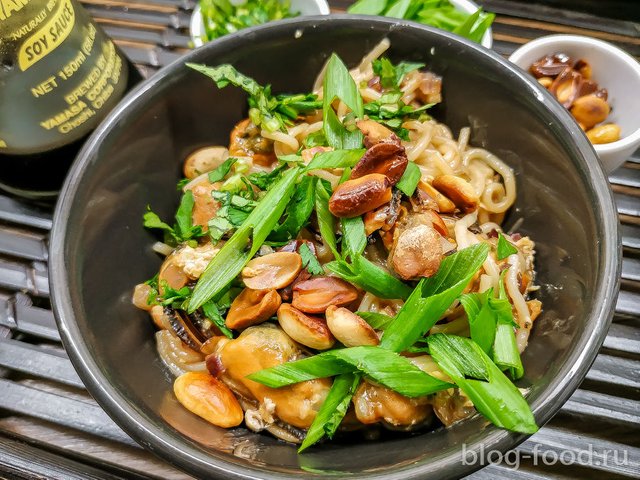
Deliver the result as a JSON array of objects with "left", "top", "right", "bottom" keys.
[
  {"left": 0, "top": 0, "right": 130, "bottom": 155},
  {"left": 17, "top": 0, "right": 75, "bottom": 71}
]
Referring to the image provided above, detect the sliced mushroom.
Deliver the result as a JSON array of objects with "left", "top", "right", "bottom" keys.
[
  {"left": 570, "top": 94, "right": 610, "bottom": 129},
  {"left": 183, "top": 146, "right": 229, "bottom": 179},
  {"left": 174, "top": 372, "right": 244, "bottom": 428},
  {"left": 166, "top": 307, "right": 211, "bottom": 351},
  {"left": 277, "top": 304, "right": 335, "bottom": 350},
  {"left": 432, "top": 175, "right": 478, "bottom": 213},
  {"left": 329, "top": 173, "right": 392, "bottom": 218},
  {"left": 292, "top": 276, "right": 359, "bottom": 314},
  {"left": 350, "top": 141, "right": 408, "bottom": 185},
  {"left": 241, "top": 252, "right": 302, "bottom": 290},
  {"left": 389, "top": 223, "right": 443, "bottom": 280},
  {"left": 326, "top": 306, "right": 379, "bottom": 347},
  {"left": 226, "top": 288, "right": 281, "bottom": 330}
]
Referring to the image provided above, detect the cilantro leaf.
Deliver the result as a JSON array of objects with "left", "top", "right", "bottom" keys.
[
  {"left": 144, "top": 190, "right": 205, "bottom": 246},
  {"left": 187, "top": 63, "right": 320, "bottom": 132},
  {"left": 208, "top": 157, "right": 237, "bottom": 183},
  {"left": 247, "top": 163, "right": 288, "bottom": 190},
  {"left": 497, "top": 233, "right": 518, "bottom": 260},
  {"left": 299, "top": 243, "right": 324, "bottom": 275}
]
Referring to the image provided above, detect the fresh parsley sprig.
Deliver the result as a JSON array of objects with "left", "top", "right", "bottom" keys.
[
  {"left": 143, "top": 190, "right": 205, "bottom": 247},
  {"left": 187, "top": 63, "right": 321, "bottom": 132}
]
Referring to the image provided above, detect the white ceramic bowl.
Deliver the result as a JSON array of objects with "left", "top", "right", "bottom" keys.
[
  {"left": 190, "top": 0, "right": 492, "bottom": 50},
  {"left": 190, "top": 0, "right": 330, "bottom": 48},
  {"left": 509, "top": 34, "right": 640, "bottom": 172}
]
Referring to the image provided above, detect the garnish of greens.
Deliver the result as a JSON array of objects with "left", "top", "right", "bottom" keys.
[
  {"left": 348, "top": 0, "right": 495, "bottom": 44},
  {"left": 198, "top": 0, "right": 298, "bottom": 43},
  {"left": 142, "top": 53, "right": 538, "bottom": 452}
]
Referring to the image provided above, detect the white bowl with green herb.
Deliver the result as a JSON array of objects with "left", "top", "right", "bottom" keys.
[
  {"left": 190, "top": 0, "right": 330, "bottom": 47},
  {"left": 347, "top": 0, "right": 494, "bottom": 49}
]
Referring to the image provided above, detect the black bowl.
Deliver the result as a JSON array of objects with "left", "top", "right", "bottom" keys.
[{"left": 50, "top": 15, "right": 621, "bottom": 480}]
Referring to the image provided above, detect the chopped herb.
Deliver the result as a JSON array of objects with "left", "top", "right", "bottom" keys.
[
  {"left": 270, "top": 176, "right": 318, "bottom": 241},
  {"left": 248, "top": 345, "right": 452, "bottom": 397},
  {"left": 201, "top": 300, "right": 233, "bottom": 338},
  {"left": 380, "top": 243, "right": 489, "bottom": 352},
  {"left": 323, "top": 54, "right": 364, "bottom": 149},
  {"left": 396, "top": 161, "right": 421, "bottom": 196},
  {"left": 189, "top": 167, "right": 302, "bottom": 312},
  {"left": 247, "top": 162, "right": 288, "bottom": 190},
  {"left": 372, "top": 57, "right": 424, "bottom": 89},
  {"left": 315, "top": 181, "right": 340, "bottom": 260},
  {"left": 326, "top": 255, "right": 412, "bottom": 300},
  {"left": 305, "top": 149, "right": 365, "bottom": 171},
  {"left": 198, "top": 0, "right": 298, "bottom": 42},
  {"left": 341, "top": 216, "right": 367, "bottom": 259},
  {"left": 143, "top": 190, "right": 205, "bottom": 246},
  {"left": 356, "top": 311, "right": 394, "bottom": 330},
  {"left": 497, "top": 233, "right": 518, "bottom": 260},
  {"left": 187, "top": 63, "right": 320, "bottom": 132},
  {"left": 298, "top": 373, "right": 360, "bottom": 453},
  {"left": 428, "top": 334, "right": 538, "bottom": 434},
  {"left": 348, "top": 0, "right": 495, "bottom": 44},
  {"left": 299, "top": 243, "right": 324, "bottom": 275},
  {"left": 208, "top": 157, "right": 237, "bottom": 183}
]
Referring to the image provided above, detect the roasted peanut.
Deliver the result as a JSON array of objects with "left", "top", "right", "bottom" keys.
[
  {"left": 350, "top": 142, "right": 408, "bottom": 185},
  {"left": 133, "top": 283, "right": 153, "bottom": 311},
  {"left": 418, "top": 181, "right": 456, "bottom": 213},
  {"left": 329, "top": 173, "right": 392, "bottom": 218},
  {"left": 575, "top": 59, "right": 592, "bottom": 79},
  {"left": 326, "top": 306, "right": 379, "bottom": 347},
  {"left": 277, "top": 304, "right": 335, "bottom": 350},
  {"left": 570, "top": 94, "right": 610, "bottom": 129},
  {"left": 356, "top": 119, "right": 396, "bottom": 147},
  {"left": 159, "top": 254, "right": 189, "bottom": 292},
  {"left": 389, "top": 223, "right": 443, "bottom": 280},
  {"left": 537, "top": 76, "right": 553, "bottom": 88},
  {"left": 173, "top": 372, "right": 244, "bottom": 428},
  {"left": 183, "top": 146, "right": 229, "bottom": 179},
  {"left": 550, "top": 68, "right": 582, "bottom": 108},
  {"left": 432, "top": 175, "right": 478, "bottom": 213},
  {"left": 226, "top": 288, "right": 281, "bottom": 330},
  {"left": 586, "top": 123, "right": 621, "bottom": 144},
  {"left": 292, "top": 276, "right": 359, "bottom": 314},
  {"left": 242, "top": 252, "right": 302, "bottom": 290}
]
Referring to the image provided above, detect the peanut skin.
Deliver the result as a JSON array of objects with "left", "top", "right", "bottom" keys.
[{"left": 329, "top": 173, "right": 392, "bottom": 218}]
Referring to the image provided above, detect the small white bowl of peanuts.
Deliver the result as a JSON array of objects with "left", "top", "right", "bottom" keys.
[{"left": 509, "top": 34, "right": 640, "bottom": 173}]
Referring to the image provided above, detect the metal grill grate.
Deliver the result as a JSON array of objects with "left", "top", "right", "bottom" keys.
[{"left": 1, "top": 1, "right": 638, "bottom": 478}]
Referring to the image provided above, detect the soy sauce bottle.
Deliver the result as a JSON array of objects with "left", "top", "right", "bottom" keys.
[{"left": 0, "top": 0, "right": 140, "bottom": 198}]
